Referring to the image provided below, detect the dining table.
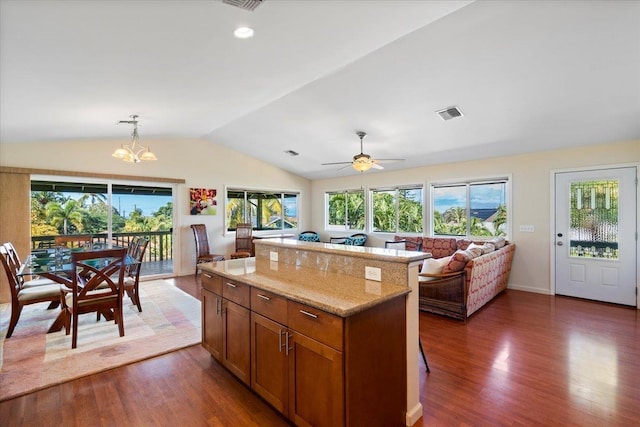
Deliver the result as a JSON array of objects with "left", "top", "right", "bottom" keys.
[{"left": 17, "top": 246, "right": 137, "bottom": 333}]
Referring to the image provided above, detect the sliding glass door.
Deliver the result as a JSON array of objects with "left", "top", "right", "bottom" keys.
[{"left": 30, "top": 176, "right": 175, "bottom": 277}]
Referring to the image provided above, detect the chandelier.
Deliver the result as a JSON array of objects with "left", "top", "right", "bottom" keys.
[{"left": 112, "top": 115, "right": 157, "bottom": 163}]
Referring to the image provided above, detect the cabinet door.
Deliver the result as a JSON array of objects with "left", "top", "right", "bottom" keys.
[
  {"left": 288, "top": 332, "right": 344, "bottom": 427},
  {"left": 251, "top": 313, "right": 289, "bottom": 414},
  {"left": 223, "top": 299, "right": 251, "bottom": 384},
  {"left": 202, "top": 288, "right": 223, "bottom": 360}
]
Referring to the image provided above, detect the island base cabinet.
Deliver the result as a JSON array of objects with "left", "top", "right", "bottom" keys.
[
  {"left": 288, "top": 332, "right": 343, "bottom": 427},
  {"left": 222, "top": 300, "right": 251, "bottom": 384},
  {"left": 202, "top": 288, "right": 223, "bottom": 360},
  {"left": 251, "top": 313, "right": 289, "bottom": 414}
]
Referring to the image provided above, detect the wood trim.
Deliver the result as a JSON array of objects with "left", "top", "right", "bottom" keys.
[
  {"left": 0, "top": 166, "right": 185, "bottom": 184},
  {"left": 0, "top": 172, "right": 31, "bottom": 303}
]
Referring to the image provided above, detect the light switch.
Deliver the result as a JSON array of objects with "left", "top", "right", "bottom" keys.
[{"left": 519, "top": 225, "right": 535, "bottom": 233}]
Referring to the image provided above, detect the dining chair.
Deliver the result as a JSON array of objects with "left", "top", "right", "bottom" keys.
[
  {"left": 123, "top": 236, "right": 149, "bottom": 312},
  {"left": 55, "top": 235, "right": 92, "bottom": 249},
  {"left": 2, "top": 242, "right": 55, "bottom": 287},
  {"left": 298, "top": 230, "right": 321, "bottom": 242},
  {"left": 230, "top": 223, "right": 253, "bottom": 259},
  {"left": 190, "top": 224, "right": 225, "bottom": 275},
  {"left": 0, "top": 244, "right": 61, "bottom": 338},
  {"left": 329, "top": 233, "right": 368, "bottom": 246},
  {"left": 60, "top": 248, "right": 127, "bottom": 349},
  {"left": 385, "top": 239, "right": 423, "bottom": 251}
]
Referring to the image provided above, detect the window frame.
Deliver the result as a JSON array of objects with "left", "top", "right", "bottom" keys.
[
  {"left": 428, "top": 175, "right": 511, "bottom": 239},
  {"left": 324, "top": 188, "right": 366, "bottom": 232},
  {"left": 369, "top": 185, "right": 424, "bottom": 235},
  {"left": 225, "top": 187, "right": 300, "bottom": 233}
]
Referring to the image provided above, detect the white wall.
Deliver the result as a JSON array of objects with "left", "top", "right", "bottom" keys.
[
  {"left": 310, "top": 140, "right": 640, "bottom": 296},
  {"left": 0, "top": 137, "right": 311, "bottom": 276},
  {"left": 2, "top": 138, "right": 638, "bottom": 295}
]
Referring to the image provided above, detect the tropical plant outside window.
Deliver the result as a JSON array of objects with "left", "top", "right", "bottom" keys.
[
  {"left": 432, "top": 179, "right": 508, "bottom": 238},
  {"left": 569, "top": 180, "right": 619, "bottom": 259},
  {"left": 371, "top": 186, "right": 423, "bottom": 233},
  {"left": 226, "top": 189, "right": 299, "bottom": 231},
  {"left": 326, "top": 190, "right": 365, "bottom": 231}
]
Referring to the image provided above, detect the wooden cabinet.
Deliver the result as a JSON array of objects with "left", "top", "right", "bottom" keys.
[
  {"left": 202, "top": 271, "right": 407, "bottom": 427},
  {"left": 202, "top": 273, "right": 251, "bottom": 385}
]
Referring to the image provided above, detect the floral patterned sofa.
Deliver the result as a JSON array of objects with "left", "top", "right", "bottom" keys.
[{"left": 394, "top": 236, "right": 516, "bottom": 320}]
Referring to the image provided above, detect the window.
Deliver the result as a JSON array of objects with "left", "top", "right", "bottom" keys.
[
  {"left": 30, "top": 177, "right": 175, "bottom": 276},
  {"left": 226, "top": 189, "right": 299, "bottom": 231},
  {"left": 371, "top": 186, "right": 423, "bottom": 233},
  {"left": 431, "top": 178, "right": 508, "bottom": 238},
  {"left": 326, "top": 190, "right": 365, "bottom": 231}
]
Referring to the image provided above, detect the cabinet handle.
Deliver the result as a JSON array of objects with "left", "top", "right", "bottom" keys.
[
  {"left": 216, "top": 298, "right": 221, "bottom": 315},
  {"left": 299, "top": 309, "right": 318, "bottom": 319},
  {"left": 257, "top": 294, "right": 271, "bottom": 301},
  {"left": 285, "top": 332, "right": 293, "bottom": 356},
  {"left": 278, "top": 329, "right": 284, "bottom": 353},
  {"left": 203, "top": 273, "right": 212, "bottom": 279},
  {"left": 226, "top": 282, "right": 237, "bottom": 288}
]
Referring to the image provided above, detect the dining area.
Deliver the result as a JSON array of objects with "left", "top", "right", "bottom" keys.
[{"left": 0, "top": 237, "right": 148, "bottom": 348}]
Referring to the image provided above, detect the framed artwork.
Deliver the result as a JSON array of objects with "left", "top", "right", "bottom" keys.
[{"left": 190, "top": 188, "right": 217, "bottom": 215}]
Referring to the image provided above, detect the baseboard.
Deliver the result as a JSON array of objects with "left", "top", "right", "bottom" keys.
[
  {"left": 406, "top": 402, "right": 423, "bottom": 426},
  {"left": 507, "top": 284, "right": 552, "bottom": 295}
]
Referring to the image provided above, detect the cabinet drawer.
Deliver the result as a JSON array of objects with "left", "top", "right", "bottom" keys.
[
  {"left": 251, "top": 288, "right": 287, "bottom": 325},
  {"left": 201, "top": 271, "right": 222, "bottom": 295},
  {"left": 288, "top": 301, "right": 343, "bottom": 351},
  {"left": 222, "top": 278, "right": 251, "bottom": 308}
]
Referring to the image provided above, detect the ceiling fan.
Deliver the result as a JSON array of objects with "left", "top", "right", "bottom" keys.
[{"left": 322, "top": 131, "right": 405, "bottom": 172}]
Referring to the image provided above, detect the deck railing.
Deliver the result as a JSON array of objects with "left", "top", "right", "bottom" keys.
[{"left": 31, "top": 230, "right": 174, "bottom": 264}]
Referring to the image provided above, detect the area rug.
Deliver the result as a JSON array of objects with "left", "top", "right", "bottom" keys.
[{"left": 0, "top": 280, "right": 201, "bottom": 401}]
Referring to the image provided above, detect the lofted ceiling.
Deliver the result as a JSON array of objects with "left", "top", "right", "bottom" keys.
[{"left": 1, "top": 0, "right": 639, "bottom": 180}]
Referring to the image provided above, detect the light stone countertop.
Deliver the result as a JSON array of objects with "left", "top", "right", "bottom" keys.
[{"left": 199, "top": 257, "right": 411, "bottom": 317}]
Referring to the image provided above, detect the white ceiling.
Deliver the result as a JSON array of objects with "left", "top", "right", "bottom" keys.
[{"left": 1, "top": 0, "right": 639, "bottom": 180}]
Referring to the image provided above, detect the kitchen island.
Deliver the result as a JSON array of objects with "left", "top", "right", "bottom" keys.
[{"left": 199, "top": 238, "right": 429, "bottom": 427}]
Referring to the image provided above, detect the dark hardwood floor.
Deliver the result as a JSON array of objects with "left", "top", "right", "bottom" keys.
[{"left": 1, "top": 275, "right": 639, "bottom": 426}]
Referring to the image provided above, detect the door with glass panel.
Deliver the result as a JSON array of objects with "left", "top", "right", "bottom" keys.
[{"left": 554, "top": 167, "right": 637, "bottom": 305}]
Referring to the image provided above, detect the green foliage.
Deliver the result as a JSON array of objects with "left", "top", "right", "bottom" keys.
[{"left": 328, "top": 191, "right": 365, "bottom": 230}]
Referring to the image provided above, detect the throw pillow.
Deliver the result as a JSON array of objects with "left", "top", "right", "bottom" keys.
[
  {"left": 468, "top": 242, "right": 494, "bottom": 255},
  {"left": 490, "top": 236, "right": 506, "bottom": 249},
  {"left": 420, "top": 256, "right": 451, "bottom": 281},
  {"left": 442, "top": 247, "right": 481, "bottom": 274}
]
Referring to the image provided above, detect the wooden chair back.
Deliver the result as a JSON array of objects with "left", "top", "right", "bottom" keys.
[
  {"left": 63, "top": 248, "right": 127, "bottom": 348},
  {"left": 191, "top": 224, "right": 211, "bottom": 259},
  {"left": 123, "top": 237, "right": 148, "bottom": 311},
  {"left": 235, "top": 223, "right": 253, "bottom": 254},
  {"left": 1, "top": 243, "right": 60, "bottom": 338}
]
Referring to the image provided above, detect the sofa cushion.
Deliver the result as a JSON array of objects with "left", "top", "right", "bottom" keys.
[
  {"left": 457, "top": 239, "right": 473, "bottom": 251},
  {"left": 422, "top": 237, "right": 457, "bottom": 259}
]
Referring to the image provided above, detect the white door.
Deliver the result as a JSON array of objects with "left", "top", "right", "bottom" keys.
[{"left": 555, "top": 167, "right": 637, "bottom": 306}]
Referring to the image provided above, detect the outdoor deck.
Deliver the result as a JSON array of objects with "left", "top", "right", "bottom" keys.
[{"left": 141, "top": 259, "right": 173, "bottom": 276}]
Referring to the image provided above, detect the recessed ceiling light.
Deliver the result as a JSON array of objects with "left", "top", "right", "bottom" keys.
[{"left": 234, "top": 26, "right": 254, "bottom": 39}]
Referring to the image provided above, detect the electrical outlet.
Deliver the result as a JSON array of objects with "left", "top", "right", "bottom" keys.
[
  {"left": 519, "top": 225, "right": 535, "bottom": 233},
  {"left": 365, "top": 266, "right": 382, "bottom": 282},
  {"left": 270, "top": 251, "right": 278, "bottom": 261}
]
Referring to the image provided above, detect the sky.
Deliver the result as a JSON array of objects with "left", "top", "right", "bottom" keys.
[{"left": 433, "top": 183, "right": 506, "bottom": 212}]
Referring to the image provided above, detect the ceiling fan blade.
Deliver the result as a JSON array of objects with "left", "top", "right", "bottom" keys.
[
  {"left": 374, "top": 158, "right": 405, "bottom": 164},
  {"left": 321, "top": 161, "right": 352, "bottom": 166},
  {"left": 371, "top": 163, "right": 384, "bottom": 170}
]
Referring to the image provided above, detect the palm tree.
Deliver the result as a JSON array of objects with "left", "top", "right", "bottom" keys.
[{"left": 45, "top": 200, "right": 84, "bottom": 235}]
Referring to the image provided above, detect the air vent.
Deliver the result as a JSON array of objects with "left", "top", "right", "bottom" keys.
[
  {"left": 223, "top": 0, "right": 264, "bottom": 11},
  {"left": 284, "top": 150, "right": 299, "bottom": 156},
  {"left": 436, "top": 106, "right": 464, "bottom": 121}
]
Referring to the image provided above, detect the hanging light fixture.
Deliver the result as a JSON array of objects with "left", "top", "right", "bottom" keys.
[{"left": 112, "top": 114, "right": 157, "bottom": 163}]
